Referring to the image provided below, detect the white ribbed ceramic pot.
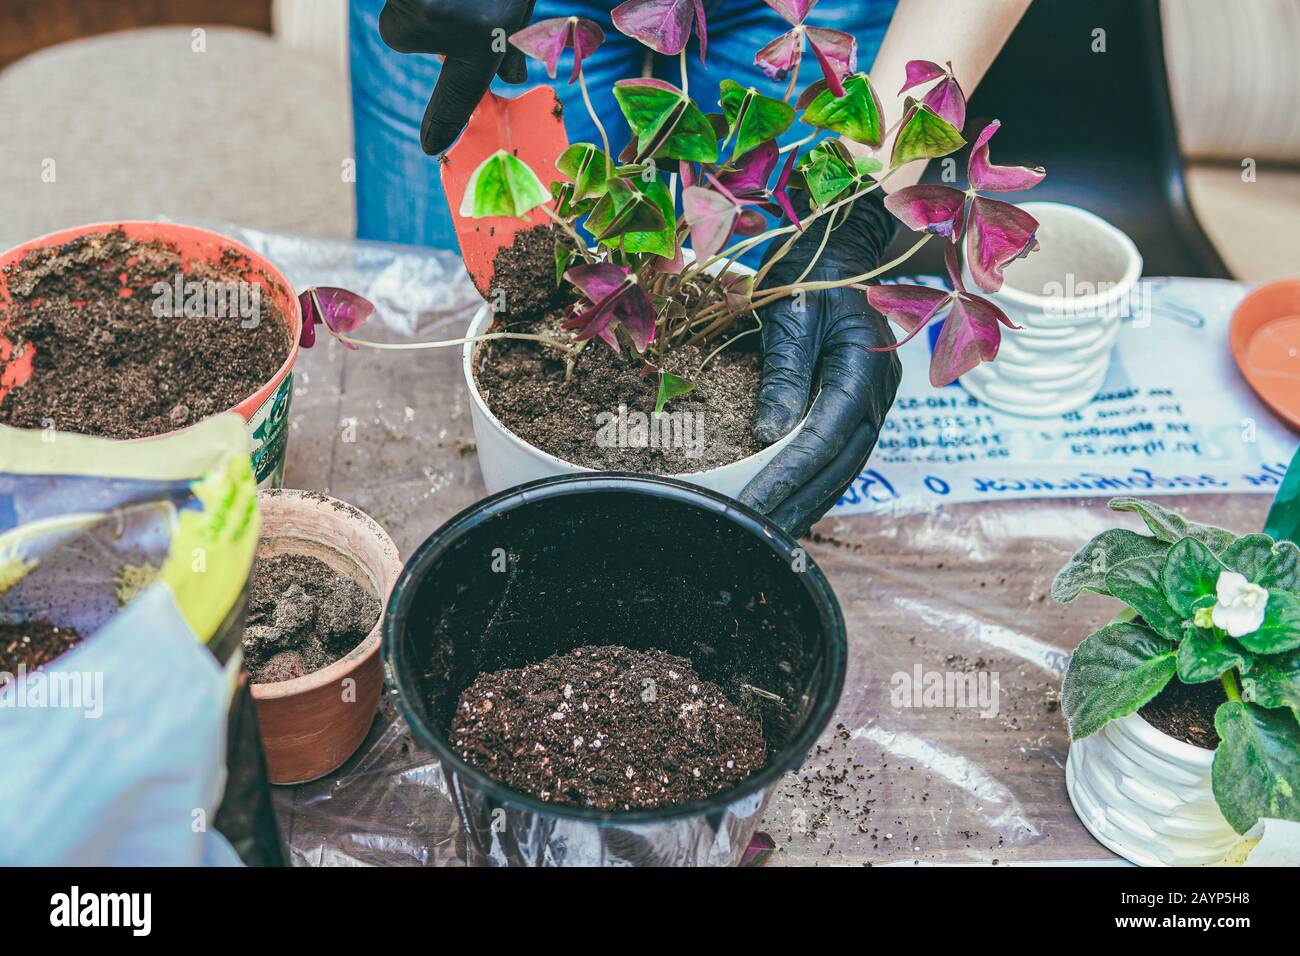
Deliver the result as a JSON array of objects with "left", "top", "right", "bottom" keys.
[
  {"left": 960, "top": 202, "right": 1142, "bottom": 418},
  {"left": 1065, "top": 710, "right": 1236, "bottom": 866},
  {"left": 462, "top": 260, "right": 804, "bottom": 497}
]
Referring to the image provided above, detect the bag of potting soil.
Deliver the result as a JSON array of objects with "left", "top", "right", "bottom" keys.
[{"left": 0, "top": 413, "right": 276, "bottom": 865}]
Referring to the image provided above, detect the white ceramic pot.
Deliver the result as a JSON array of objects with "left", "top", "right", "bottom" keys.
[
  {"left": 960, "top": 201, "right": 1143, "bottom": 418},
  {"left": 1065, "top": 710, "right": 1237, "bottom": 866},
  {"left": 462, "top": 261, "right": 804, "bottom": 497}
]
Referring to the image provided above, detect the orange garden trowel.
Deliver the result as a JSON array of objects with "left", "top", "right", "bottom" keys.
[{"left": 441, "top": 86, "right": 570, "bottom": 300}]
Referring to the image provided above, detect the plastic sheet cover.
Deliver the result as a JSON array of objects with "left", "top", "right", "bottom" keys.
[{"left": 213, "top": 224, "right": 1283, "bottom": 866}]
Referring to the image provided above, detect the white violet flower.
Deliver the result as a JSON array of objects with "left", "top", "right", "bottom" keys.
[{"left": 1210, "top": 570, "right": 1268, "bottom": 638}]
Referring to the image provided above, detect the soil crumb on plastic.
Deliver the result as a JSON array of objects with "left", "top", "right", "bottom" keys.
[
  {"left": 243, "top": 553, "right": 380, "bottom": 684},
  {"left": 451, "top": 644, "right": 767, "bottom": 811},
  {"left": 1139, "top": 677, "right": 1224, "bottom": 749},
  {"left": 0, "top": 230, "right": 289, "bottom": 439},
  {"left": 0, "top": 620, "right": 82, "bottom": 678}
]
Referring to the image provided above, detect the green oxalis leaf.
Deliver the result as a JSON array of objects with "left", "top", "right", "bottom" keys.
[
  {"left": 612, "top": 80, "right": 718, "bottom": 164},
  {"left": 1177, "top": 628, "right": 1252, "bottom": 684},
  {"left": 1212, "top": 700, "right": 1300, "bottom": 833},
  {"left": 1053, "top": 528, "right": 1170, "bottom": 603},
  {"left": 1161, "top": 537, "right": 1228, "bottom": 618},
  {"left": 797, "top": 142, "right": 857, "bottom": 206},
  {"left": 1242, "top": 649, "right": 1300, "bottom": 721},
  {"left": 719, "top": 79, "right": 795, "bottom": 161},
  {"left": 550, "top": 181, "right": 594, "bottom": 219},
  {"left": 889, "top": 101, "right": 965, "bottom": 169},
  {"left": 556, "top": 143, "right": 609, "bottom": 201},
  {"left": 601, "top": 177, "right": 676, "bottom": 259},
  {"left": 1238, "top": 588, "right": 1300, "bottom": 654},
  {"left": 554, "top": 243, "right": 573, "bottom": 287},
  {"left": 801, "top": 73, "right": 884, "bottom": 147},
  {"left": 1105, "top": 553, "right": 1184, "bottom": 641},
  {"left": 1108, "top": 496, "right": 1237, "bottom": 552},
  {"left": 585, "top": 178, "right": 667, "bottom": 245},
  {"left": 654, "top": 371, "right": 694, "bottom": 414},
  {"left": 459, "top": 150, "right": 550, "bottom": 219},
  {"left": 1061, "top": 621, "right": 1176, "bottom": 740}
]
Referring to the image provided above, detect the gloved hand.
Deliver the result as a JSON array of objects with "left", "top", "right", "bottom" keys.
[
  {"left": 379, "top": 0, "right": 536, "bottom": 155},
  {"left": 738, "top": 186, "right": 902, "bottom": 538}
]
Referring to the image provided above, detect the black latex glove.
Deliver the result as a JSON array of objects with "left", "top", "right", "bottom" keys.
[
  {"left": 738, "top": 187, "right": 902, "bottom": 538},
  {"left": 379, "top": 0, "right": 536, "bottom": 155}
]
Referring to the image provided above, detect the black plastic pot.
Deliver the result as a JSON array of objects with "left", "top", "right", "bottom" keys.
[{"left": 383, "top": 474, "right": 846, "bottom": 866}]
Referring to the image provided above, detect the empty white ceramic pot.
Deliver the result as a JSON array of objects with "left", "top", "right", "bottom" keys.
[
  {"left": 462, "top": 261, "right": 804, "bottom": 497},
  {"left": 960, "top": 202, "right": 1142, "bottom": 418},
  {"left": 1065, "top": 710, "right": 1237, "bottom": 866}
]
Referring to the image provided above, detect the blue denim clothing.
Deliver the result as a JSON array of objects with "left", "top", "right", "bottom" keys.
[{"left": 350, "top": 0, "right": 897, "bottom": 250}]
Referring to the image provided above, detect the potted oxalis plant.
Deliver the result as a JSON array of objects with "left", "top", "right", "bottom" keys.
[
  {"left": 1055, "top": 496, "right": 1300, "bottom": 866},
  {"left": 299, "top": 0, "right": 1045, "bottom": 496}
]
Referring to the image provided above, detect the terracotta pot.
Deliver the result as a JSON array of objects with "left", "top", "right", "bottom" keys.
[
  {"left": 0, "top": 221, "right": 302, "bottom": 487},
  {"left": 251, "top": 489, "right": 402, "bottom": 785}
]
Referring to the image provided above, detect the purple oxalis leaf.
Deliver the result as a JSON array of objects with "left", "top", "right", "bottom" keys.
[
  {"left": 562, "top": 263, "right": 656, "bottom": 353},
  {"left": 966, "top": 196, "right": 1040, "bottom": 293},
  {"left": 735, "top": 208, "right": 768, "bottom": 235},
  {"left": 805, "top": 27, "right": 856, "bottom": 98},
  {"left": 754, "top": 28, "right": 801, "bottom": 80},
  {"left": 884, "top": 184, "right": 966, "bottom": 242},
  {"left": 298, "top": 287, "right": 376, "bottom": 350},
  {"left": 716, "top": 140, "right": 779, "bottom": 196},
  {"left": 898, "top": 59, "right": 948, "bottom": 94},
  {"left": 612, "top": 0, "right": 705, "bottom": 60},
  {"left": 509, "top": 16, "right": 605, "bottom": 83},
  {"left": 683, "top": 184, "right": 740, "bottom": 263},
  {"left": 742, "top": 831, "right": 777, "bottom": 867},
  {"left": 930, "top": 293, "right": 1004, "bottom": 387},
  {"left": 968, "top": 120, "right": 1046, "bottom": 192},
  {"left": 865, "top": 284, "right": 951, "bottom": 349},
  {"left": 763, "top": 0, "right": 817, "bottom": 26},
  {"left": 773, "top": 147, "right": 803, "bottom": 231},
  {"left": 921, "top": 76, "right": 966, "bottom": 130}
]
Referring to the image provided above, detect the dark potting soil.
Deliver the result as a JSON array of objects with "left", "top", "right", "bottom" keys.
[
  {"left": 475, "top": 226, "right": 767, "bottom": 474},
  {"left": 450, "top": 644, "right": 767, "bottom": 811},
  {"left": 1139, "top": 678, "right": 1226, "bottom": 749},
  {"left": 0, "top": 620, "right": 82, "bottom": 677},
  {"left": 243, "top": 553, "right": 380, "bottom": 685},
  {"left": 0, "top": 230, "right": 290, "bottom": 440}
]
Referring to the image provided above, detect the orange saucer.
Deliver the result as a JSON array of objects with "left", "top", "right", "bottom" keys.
[{"left": 1231, "top": 279, "right": 1300, "bottom": 431}]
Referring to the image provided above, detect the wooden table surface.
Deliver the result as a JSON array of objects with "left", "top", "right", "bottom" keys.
[{"left": 273, "top": 308, "right": 1273, "bottom": 867}]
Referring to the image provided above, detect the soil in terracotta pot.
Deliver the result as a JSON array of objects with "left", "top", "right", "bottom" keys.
[
  {"left": 474, "top": 226, "right": 769, "bottom": 474},
  {"left": 1139, "top": 678, "right": 1226, "bottom": 749},
  {"left": 0, "top": 230, "right": 290, "bottom": 439},
  {"left": 450, "top": 644, "right": 767, "bottom": 811},
  {"left": 243, "top": 553, "right": 380, "bottom": 685},
  {"left": 0, "top": 620, "right": 82, "bottom": 678}
]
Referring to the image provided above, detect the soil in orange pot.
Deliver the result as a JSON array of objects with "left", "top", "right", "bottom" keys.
[{"left": 244, "top": 553, "right": 379, "bottom": 685}]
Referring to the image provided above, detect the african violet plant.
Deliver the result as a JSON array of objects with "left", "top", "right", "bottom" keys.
[
  {"left": 1054, "top": 496, "right": 1300, "bottom": 834},
  {"left": 300, "top": 0, "right": 1045, "bottom": 409}
]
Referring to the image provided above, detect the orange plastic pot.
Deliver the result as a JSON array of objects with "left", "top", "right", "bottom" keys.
[
  {"left": 1230, "top": 279, "right": 1300, "bottom": 432},
  {"left": 0, "top": 221, "right": 302, "bottom": 486}
]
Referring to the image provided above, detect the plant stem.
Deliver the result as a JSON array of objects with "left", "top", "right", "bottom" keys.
[
  {"left": 782, "top": 34, "right": 803, "bottom": 102},
  {"left": 680, "top": 48, "right": 689, "bottom": 97},
  {"left": 540, "top": 205, "right": 595, "bottom": 263},
  {"left": 578, "top": 69, "right": 613, "bottom": 180},
  {"left": 779, "top": 131, "right": 817, "bottom": 154},
  {"left": 334, "top": 329, "right": 575, "bottom": 353},
  {"left": 1221, "top": 669, "right": 1242, "bottom": 703},
  {"left": 698, "top": 322, "right": 760, "bottom": 373}
]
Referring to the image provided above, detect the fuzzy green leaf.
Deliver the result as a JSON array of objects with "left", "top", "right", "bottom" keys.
[
  {"left": 1061, "top": 622, "right": 1177, "bottom": 740},
  {"left": 889, "top": 101, "right": 965, "bottom": 169},
  {"left": 1212, "top": 700, "right": 1300, "bottom": 833},
  {"left": 1161, "top": 537, "right": 1228, "bottom": 618},
  {"left": 1106, "top": 553, "right": 1185, "bottom": 640},
  {"left": 800, "top": 72, "right": 884, "bottom": 147},
  {"left": 459, "top": 149, "right": 550, "bottom": 219},
  {"left": 719, "top": 79, "right": 795, "bottom": 161},
  {"left": 1221, "top": 534, "right": 1300, "bottom": 592},
  {"left": 556, "top": 143, "right": 609, "bottom": 200},
  {"left": 1237, "top": 588, "right": 1300, "bottom": 654},
  {"left": 1053, "top": 529, "right": 1170, "bottom": 603},
  {"left": 1108, "top": 497, "right": 1237, "bottom": 552},
  {"left": 1242, "top": 649, "right": 1300, "bottom": 721},
  {"left": 1177, "top": 629, "right": 1252, "bottom": 684},
  {"left": 655, "top": 370, "right": 694, "bottom": 414}
]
